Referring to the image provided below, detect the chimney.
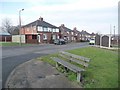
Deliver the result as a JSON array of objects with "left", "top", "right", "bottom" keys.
[
  {"left": 73, "top": 27, "right": 77, "bottom": 30},
  {"left": 39, "top": 16, "right": 43, "bottom": 21},
  {"left": 61, "top": 24, "right": 65, "bottom": 27}
]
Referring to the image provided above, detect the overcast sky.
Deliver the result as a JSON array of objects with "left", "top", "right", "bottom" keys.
[{"left": 0, "top": 0, "right": 119, "bottom": 34}]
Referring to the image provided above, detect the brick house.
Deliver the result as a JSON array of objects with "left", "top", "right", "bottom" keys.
[
  {"left": 59, "top": 24, "right": 72, "bottom": 42},
  {"left": 80, "top": 30, "right": 91, "bottom": 41},
  {"left": 21, "top": 17, "right": 59, "bottom": 44},
  {"left": 72, "top": 27, "right": 81, "bottom": 42},
  {"left": 90, "top": 32, "right": 96, "bottom": 40},
  {"left": 59, "top": 25, "right": 81, "bottom": 42}
]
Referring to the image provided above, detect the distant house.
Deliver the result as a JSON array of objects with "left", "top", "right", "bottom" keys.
[
  {"left": 90, "top": 32, "right": 96, "bottom": 40},
  {"left": 21, "top": 17, "right": 59, "bottom": 44},
  {"left": 80, "top": 30, "right": 91, "bottom": 41},
  {"left": 72, "top": 27, "right": 81, "bottom": 42},
  {"left": 111, "top": 35, "right": 118, "bottom": 46},
  {"left": 59, "top": 24, "right": 72, "bottom": 42},
  {"left": 59, "top": 25, "right": 81, "bottom": 42}
]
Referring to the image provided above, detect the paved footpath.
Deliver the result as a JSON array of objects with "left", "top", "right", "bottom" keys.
[{"left": 5, "top": 59, "right": 81, "bottom": 88}]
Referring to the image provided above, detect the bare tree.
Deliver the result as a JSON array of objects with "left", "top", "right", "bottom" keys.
[{"left": 1, "top": 18, "right": 13, "bottom": 34}]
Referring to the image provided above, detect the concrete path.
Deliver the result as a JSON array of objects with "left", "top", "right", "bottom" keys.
[{"left": 5, "top": 59, "right": 81, "bottom": 88}]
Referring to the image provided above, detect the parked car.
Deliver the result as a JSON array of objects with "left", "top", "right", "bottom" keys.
[
  {"left": 89, "top": 39, "right": 95, "bottom": 45},
  {"left": 54, "top": 39, "right": 66, "bottom": 45}
]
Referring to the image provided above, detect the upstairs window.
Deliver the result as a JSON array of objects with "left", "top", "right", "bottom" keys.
[
  {"left": 48, "top": 28, "right": 52, "bottom": 32},
  {"left": 37, "top": 26, "right": 43, "bottom": 31},
  {"left": 56, "top": 29, "right": 59, "bottom": 32},
  {"left": 53, "top": 28, "right": 56, "bottom": 32},
  {"left": 43, "top": 27, "right": 48, "bottom": 32}
]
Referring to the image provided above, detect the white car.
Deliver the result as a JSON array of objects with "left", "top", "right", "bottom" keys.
[{"left": 89, "top": 39, "right": 95, "bottom": 45}]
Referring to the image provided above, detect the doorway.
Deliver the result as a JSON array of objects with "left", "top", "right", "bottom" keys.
[{"left": 38, "top": 35, "right": 41, "bottom": 43}]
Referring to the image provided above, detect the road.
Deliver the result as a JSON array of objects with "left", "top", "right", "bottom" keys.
[{"left": 1, "top": 42, "right": 88, "bottom": 88}]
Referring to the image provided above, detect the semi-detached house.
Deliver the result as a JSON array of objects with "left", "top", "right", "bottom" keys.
[
  {"left": 21, "top": 17, "right": 59, "bottom": 44},
  {"left": 20, "top": 17, "right": 94, "bottom": 44}
]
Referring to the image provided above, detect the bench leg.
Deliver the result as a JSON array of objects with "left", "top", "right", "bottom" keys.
[
  {"left": 56, "top": 62, "right": 58, "bottom": 68},
  {"left": 77, "top": 72, "right": 81, "bottom": 82}
]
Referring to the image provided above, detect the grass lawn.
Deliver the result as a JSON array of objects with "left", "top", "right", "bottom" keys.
[
  {"left": 37, "top": 47, "right": 118, "bottom": 88},
  {"left": 0, "top": 42, "right": 32, "bottom": 46}
]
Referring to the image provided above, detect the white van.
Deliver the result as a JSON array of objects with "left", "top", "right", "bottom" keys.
[{"left": 89, "top": 39, "right": 95, "bottom": 45}]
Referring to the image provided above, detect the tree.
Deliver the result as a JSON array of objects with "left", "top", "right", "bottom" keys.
[
  {"left": 1, "top": 18, "right": 13, "bottom": 34},
  {"left": 11, "top": 25, "right": 20, "bottom": 35}
]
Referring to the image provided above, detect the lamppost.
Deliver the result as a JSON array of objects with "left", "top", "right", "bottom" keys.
[{"left": 19, "top": 9, "right": 24, "bottom": 46}]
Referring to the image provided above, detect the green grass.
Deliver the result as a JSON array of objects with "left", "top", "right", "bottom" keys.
[
  {"left": 0, "top": 42, "right": 33, "bottom": 46},
  {"left": 37, "top": 47, "right": 118, "bottom": 88},
  {"left": 68, "top": 47, "right": 118, "bottom": 88}
]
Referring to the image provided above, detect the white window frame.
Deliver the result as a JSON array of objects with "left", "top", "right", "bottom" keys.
[
  {"left": 56, "top": 29, "right": 59, "bottom": 32},
  {"left": 37, "top": 26, "right": 43, "bottom": 31},
  {"left": 48, "top": 28, "right": 52, "bottom": 32},
  {"left": 53, "top": 28, "right": 56, "bottom": 32},
  {"left": 71, "top": 32, "right": 73, "bottom": 35}
]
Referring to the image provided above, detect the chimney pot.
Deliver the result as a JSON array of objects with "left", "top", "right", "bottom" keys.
[
  {"left": 73, "top": 27, "right": 77, "bottom": 30},
  {"left": 61, "top": 24, "right": 65, "bottom": 27},
  {"left": 39, "top": 17, "right": 43, "bottom": 21}
]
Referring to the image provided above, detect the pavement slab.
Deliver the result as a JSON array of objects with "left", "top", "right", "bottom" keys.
[{"left": 5, "top": 59, "right": 81, "bottom": 88}]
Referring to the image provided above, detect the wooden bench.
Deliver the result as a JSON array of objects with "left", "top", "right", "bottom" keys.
[
  {"left": 59, "top": 53, "right": 89, "bottom": 68},
  {"left": 51, "top": 57, "right": 85, "bottom": 82},
  {"left": 59, "top": 51, "right": 90, "bottom": 63}
]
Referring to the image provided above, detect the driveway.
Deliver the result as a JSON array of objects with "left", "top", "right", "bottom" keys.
[{"left": 2, "top": 42, "right": 88, "bottom": 88}]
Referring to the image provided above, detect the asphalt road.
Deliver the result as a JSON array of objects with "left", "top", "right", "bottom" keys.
[{"left": 2, "top": 42, "right": 88, "bottom": 88}]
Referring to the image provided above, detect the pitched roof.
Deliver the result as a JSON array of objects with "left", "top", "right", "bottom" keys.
[
  {"left": 72, "top": 27, "right": 81, "bottom": 34},
  {"left": 80, "top": 30, "right": 90, "bottom": 35},
  {"left": 90, "top": 32, "right": 96, "bottom": 36},
  {"left": 59, "top": 25, "right": 72, "bottom": 32},
  {"left": 22, "top": 19, "right": 58, "bottom": 28},
  {"left": 0, "top": 32, "right": 10, "bottom": 35}
]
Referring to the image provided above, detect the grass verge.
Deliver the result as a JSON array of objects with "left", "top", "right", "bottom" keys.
[
  {"left": 37, "top": 47, "right": 118, "bottom": 88},
  {"left": 0, "top": 42, "right": 33, "bottom": 46}
]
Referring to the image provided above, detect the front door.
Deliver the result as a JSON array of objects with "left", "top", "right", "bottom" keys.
[{"left": 38, "top": 35, "right": 40, "bottom": 43}]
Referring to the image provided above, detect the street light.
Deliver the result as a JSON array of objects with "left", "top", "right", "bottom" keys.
[{"left": 19, "top": 9, "right": 24, "bottom": 46}]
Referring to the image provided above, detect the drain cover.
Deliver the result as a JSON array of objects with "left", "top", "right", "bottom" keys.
[
  {"left": 54, "top": 73, "right": 60, "bottom": 76},
  {"left": 38, "top": 76, "right": 45, "bottom": 79}
]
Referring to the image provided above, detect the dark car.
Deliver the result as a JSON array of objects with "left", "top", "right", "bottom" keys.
[{"left": 54, "top": 39, "right": 66, "bottom": 45}]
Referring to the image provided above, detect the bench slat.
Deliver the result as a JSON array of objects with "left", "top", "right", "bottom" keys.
[
  {"left": 59, "top": 54, "right": 89, "bottom": 67},
  {"left": 51, "top": 57, "right": 85, "bottom": 73},
  {"left": 60, "top": 51, "right": 90, "bottom": 62}
]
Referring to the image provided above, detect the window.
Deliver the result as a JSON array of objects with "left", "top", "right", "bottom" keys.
[
  {"left": 57, "top": 35, "right": 59, "bottom": 39},
  {"left": 43, "top": 27, "right": 48, "bottom": 32},
  {"left": 43, "top": 34, "right": 47, "bottom": 40},
  {"left": 37, "top": 26, "right": 43, "bottom": 31},
  {"left": 72, "top": 37, "right": 74, "bottom": 40},
  {"left": 71, "top": 32, "right": 73, "bottom": 35},
  {"left": 67, "top": 31, "right": 69, "bottom": 34},
  {"left": 53, "top": 28, "right": 56, "bottom": 32},
  {"left": 48, "top": 28, "right": 52, "bottom": 32},
  {"left": 56, "top": 29, "right": 59, "bottom": 32}
]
